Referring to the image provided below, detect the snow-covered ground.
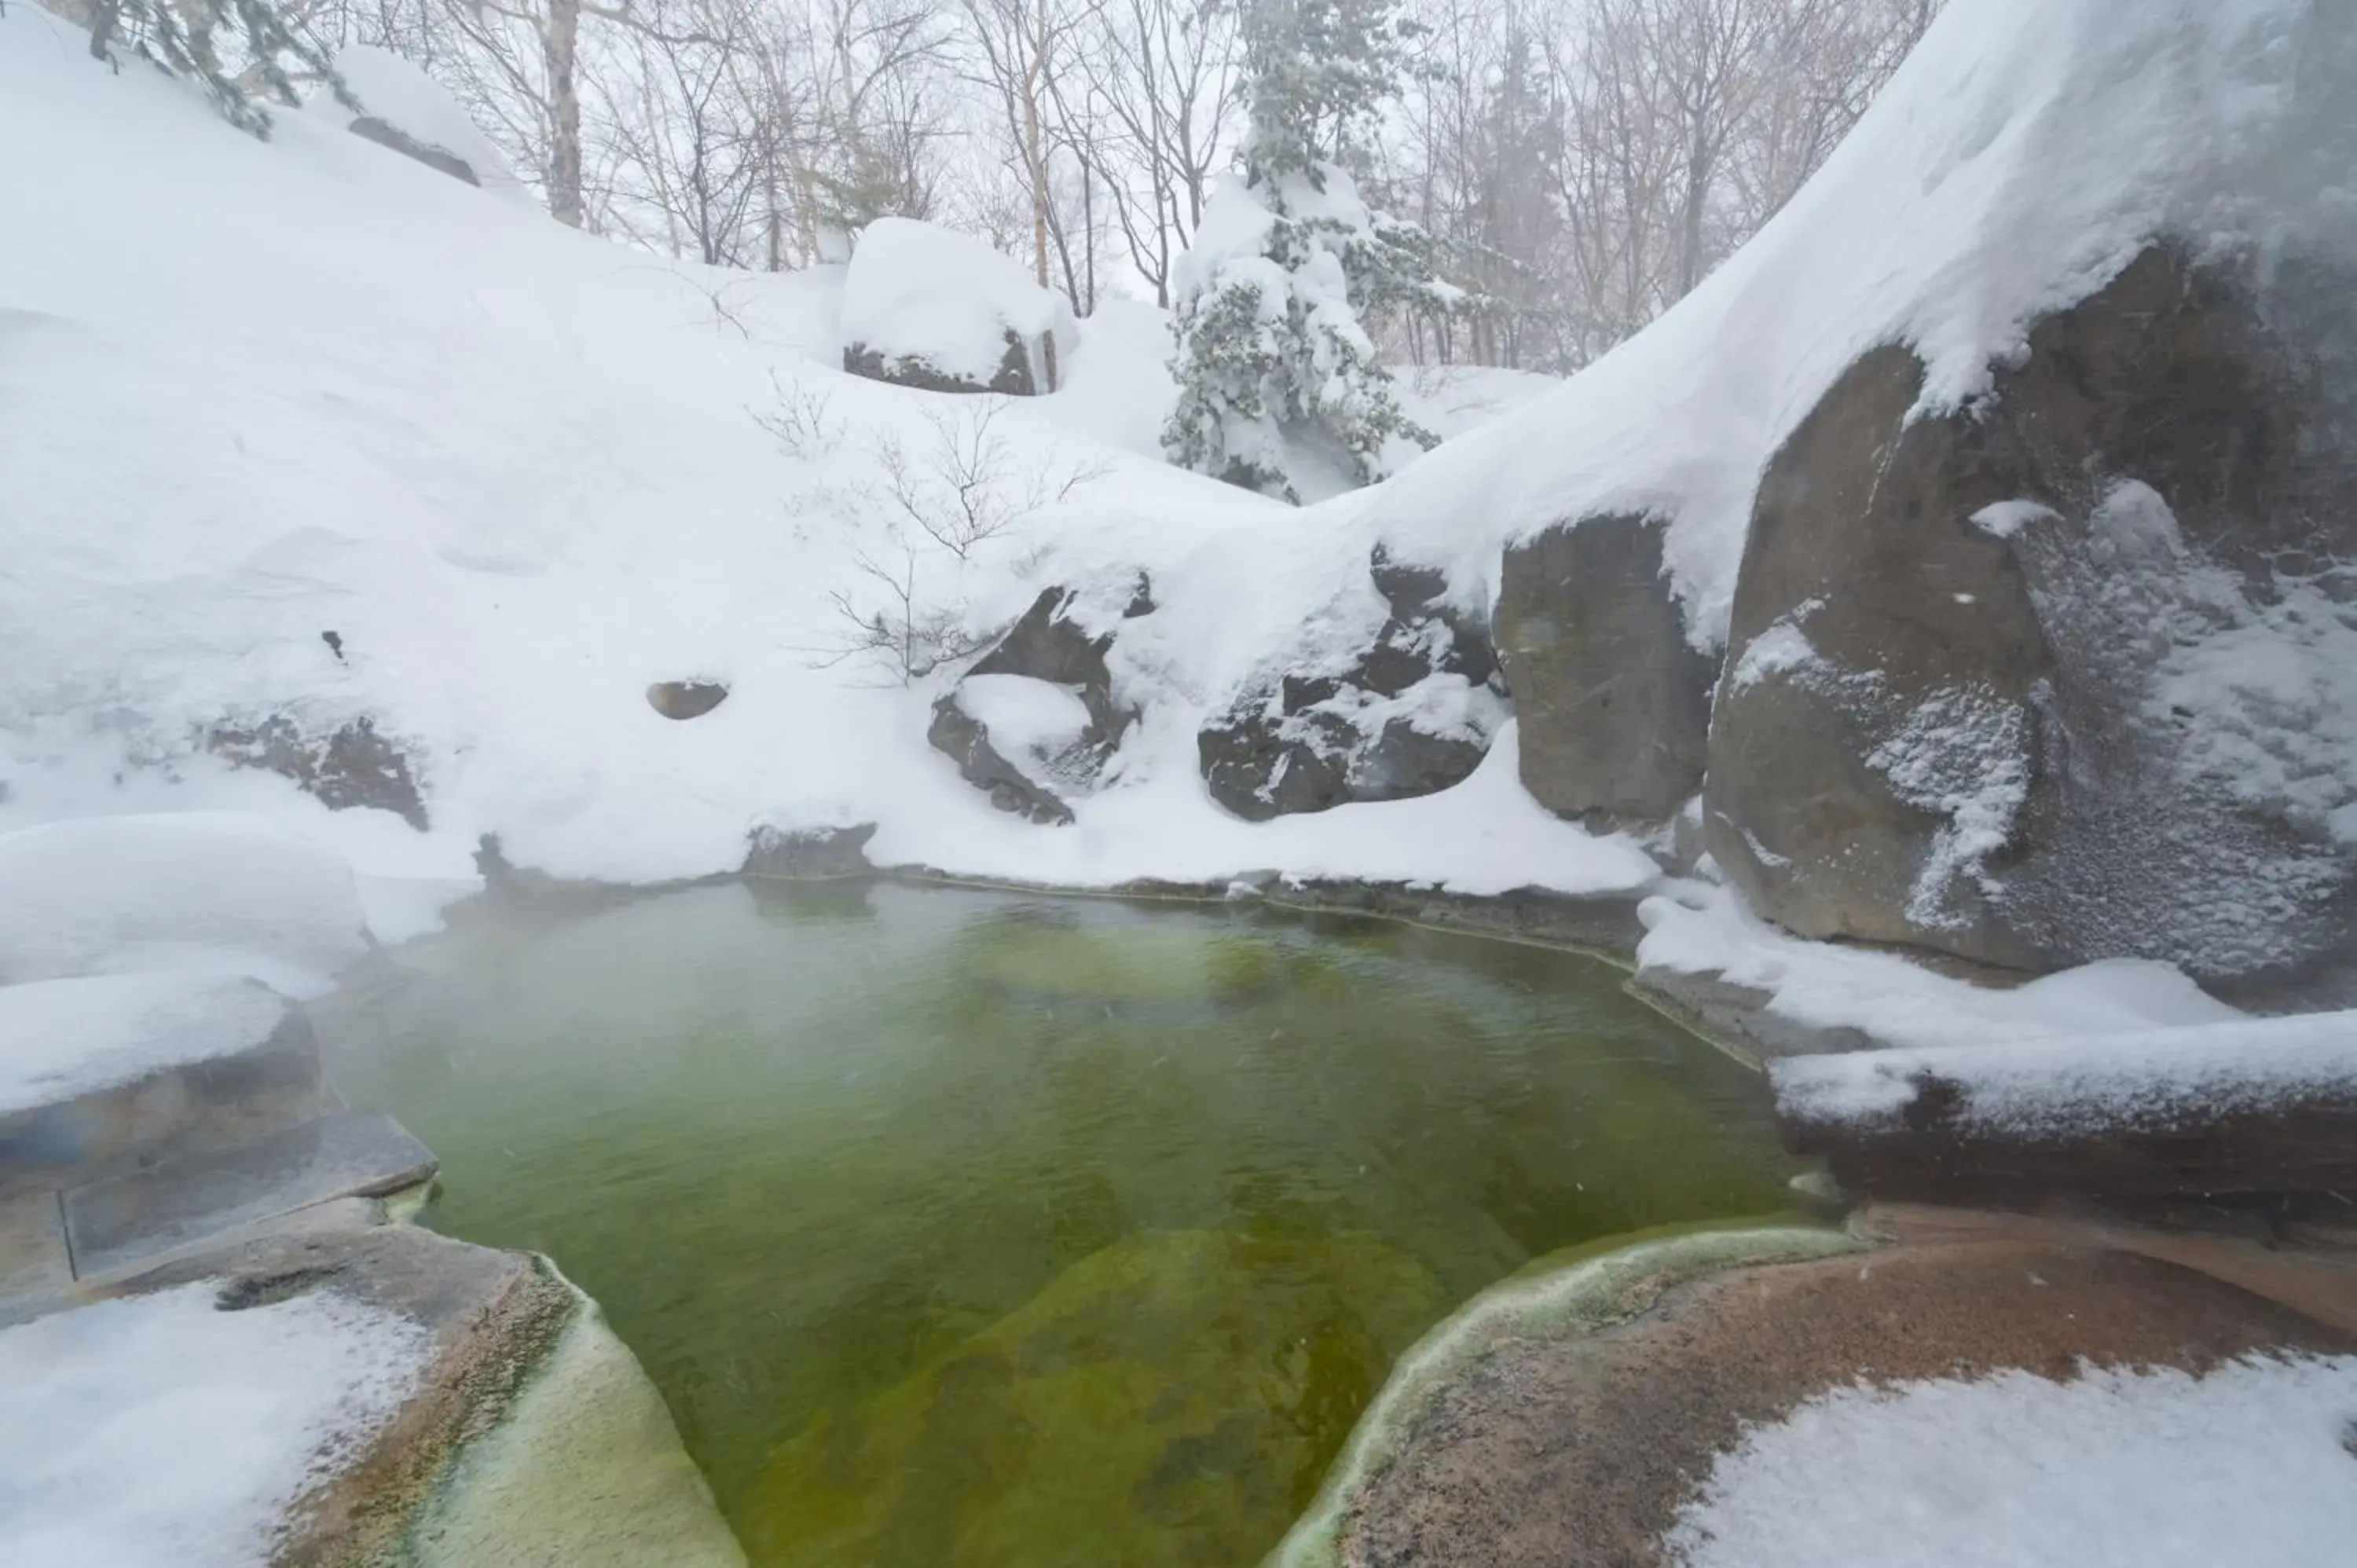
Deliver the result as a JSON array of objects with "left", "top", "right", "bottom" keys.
[
  {"left": 1666, "top": 1353, "right": 2357, "bottom": 1568},
  {"left": 0, "top": 1281, "right": 431, "bottom": 1568}
]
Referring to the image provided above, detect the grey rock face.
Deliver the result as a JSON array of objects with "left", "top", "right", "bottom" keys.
[
  {"left": 647, "top": 680, "right": 728, "bottom": 720},
  {"left": 64, "top": 1108, "right": 437, "bottom": 1279},
  {"left": 0, "top": 980, "right": 330, "bottom": 1192},
  {"left": 349, "top": 116, "right": 482, "bottom": 185},
  {"left": 742, "top": 822, "right": 877, "bottom": 878},
  {"left": 1199, "top": 550, "right": 1508, "bottom": 822},
  {"left": 1494, "top": 515, "right": 1716, "bottom": 829},
  {"left": 843, "top": 329, "right": 1039, "bottom": 396},
  {"left": 211, "top": 713, "right": 430, "bottom": 830},
  {"left": 1706, "top": 245, "right": 2357, "bottom": 983},
  {"left": 929, "top": 587, "right": 1138, "bottom": 825}
]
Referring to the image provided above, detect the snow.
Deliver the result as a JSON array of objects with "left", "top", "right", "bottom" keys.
[
  {"left": 1635, "top": 884, "right": 2243, "bottom": 1053},
  {"left": 0, "top": 4, "right": 1617, "bottom": 921},
  {"left": 0, "top": 814, "right": 371, "bottom": 997},
  {"left": 1769, "top": 1008, "right": 2357, "bottom": 1134},
  {"left": 838, "top": 217, "right": 1076, "bottom": 387},
  {"left": 0, "top": 1281, "right": 433, "bottom": 1568},
  {"left": 1665, "top": 1353, "right": 2357, "bottom": 1568},
  {"left": 310, "top": 46, "right": 533, "bottom": 206},
  {"left": 0, "top": 972, "right": 291, "bottom": 1117}
]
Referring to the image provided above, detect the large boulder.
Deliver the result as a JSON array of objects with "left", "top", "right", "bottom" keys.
[
  {"left": 1198, "top": 551, "right": 1509, "bottom": 822},
  {"left": 1706, "top": 245, "right": 2357, "bottom": 984},
  {"left": 840, "top": 219, "right": 1076, "bottom": 396},
  {"left": 929, "top": 586, "right": 1140, "bottom": 825},
  {"left": 1494, "top": 515, "right": 1717, "bottom": 829}
]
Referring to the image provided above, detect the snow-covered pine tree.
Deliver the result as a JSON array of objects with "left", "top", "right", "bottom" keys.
[
  {"left": 1162, "top": 0, "right": 1472, "bottom": 502},
  {"left": 84, "top": 0, "right": 347, "bottom": 137}
]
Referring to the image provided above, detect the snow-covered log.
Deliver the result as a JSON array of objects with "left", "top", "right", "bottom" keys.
[{"left": 1770, "top": 1013, "right": 2357, "bottom": 1202}]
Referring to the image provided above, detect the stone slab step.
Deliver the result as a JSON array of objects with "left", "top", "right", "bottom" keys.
[
  {"left": 63, "top": 1109, "right": 436, "bottom": 1280},
  {"left": 0, "top": 1187, "right": 71, "bottom": 1327}
]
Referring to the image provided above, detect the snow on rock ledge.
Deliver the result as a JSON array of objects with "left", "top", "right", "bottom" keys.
[
  {"left": 0, "top": 814, "right": 372, "bottom": 996},
  {"left": 314, "top": 46, "right": 536, "bottom": 204},
  {"left": 840, "top": 218, "right": 1076, "bottom": 395},
  {"left": 1772, "top": 1009, "right": 2357, "bottom": 1200}
]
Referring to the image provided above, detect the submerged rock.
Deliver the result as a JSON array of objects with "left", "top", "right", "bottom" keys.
[
  {"left": 1494, "top": 514, "right": 1716, "bottom": 830},
  {"left": 1200, "top": 549, "right": 1508, "bottom": 821},
  {"left": 1707, "top": 245, "right": 2357, "bottom": 983},
  {"left": 742, "top": 1229, "right": 1450, "bottom": 1568}
]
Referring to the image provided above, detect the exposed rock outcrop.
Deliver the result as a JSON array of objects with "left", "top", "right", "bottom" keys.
[
  {"left": 1494, "top": 515, "right": 1716, "bottom": 829},
  {"left": 211, "top": 713, "right": 430, "bottom": 831},
  {"left": 742, "top": 822, "right": 877, "bottom": 878},
  {"left": 646, "top": 680, "right": 728, "bottom": 720},
  {"left": 1706, "top": 246, "right": 2357, "bottom": 983},
  {"left": 349, "top": 116, "right": 482, "bottom": 186},
  {"left": 1199, "top": 550, "right": 1508, "bottom": 822},
  {"left": 928, "top": 586, "right": 1138, "bottom": 825},
  {"left": 843, "top": 333, "right": 1038, "bottom": 397}
]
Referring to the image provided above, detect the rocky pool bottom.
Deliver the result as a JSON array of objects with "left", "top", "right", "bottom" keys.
[{"left": 315, "top": 879, "right": 1803, "bottom": 1567}]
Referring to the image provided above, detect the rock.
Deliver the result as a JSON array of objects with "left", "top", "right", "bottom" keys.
[
  {"left": 1325, "top": 1235, "right": 2355, "bottom": 1568},
  {"left": 1706, "top": 245, "right": 2357, "bottom": 982},
  {"left": 0, "top": 973, "right": 333, "bottom": 1192},
  {"left": 211, "top": 713, "right": 430, "bottom": 830},
  {"left": 104, "top": 1222, "right": 745, "bottom": 1566},
  {"left": 646, "top": 680, "right": 728, "bottom": 720},
  {"left": 349, "top": 116, "right": 481, "bottom": 185},
  {"left": 63, "top": 1108, "right": 436, "bottom": 1279},
  {"left": 1494, "top": 515, "right": 1717, "bottom": 828},
  {"left": 0, "top": 1186, "right": 73, "bottom": 1324},
  {"left": 929, "top": 586, "right": 1138, "bottom": 824},
  {"left": 839, "top": 218, "right": 1076, "bottom": 396},
  {"left": 1199, "top": 550, "right": 1508, "bottom": 822},
  {"left": 326, "top": 45, "right": 536, "bottom": 205},
  {"left": 742, "top": 822, "right": 877, "bottom": 878},
  {"left": 926, "top": 692, "right": 1075, "bottom": 826}
]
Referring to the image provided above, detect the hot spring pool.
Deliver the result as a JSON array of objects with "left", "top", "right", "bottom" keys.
[{"left": 317, "top": 879, "right": 1797, "bottom": 1566}]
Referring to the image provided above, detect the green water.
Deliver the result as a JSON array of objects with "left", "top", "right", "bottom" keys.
[{"left": 317, "top": 880, "right": 1796, "bottom": 1567}]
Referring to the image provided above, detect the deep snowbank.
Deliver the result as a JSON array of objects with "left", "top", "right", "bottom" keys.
[{"left": 0, "top": 5, "right": 1624, "bottom": 910}]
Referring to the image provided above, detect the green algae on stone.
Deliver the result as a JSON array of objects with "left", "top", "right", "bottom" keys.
[
  {"left": 744, "top": 1229, "right": 1452, "bottom": 1568},
  {"left": 1263, "top": 1220, "right": 1864, "bottom": 1568}
]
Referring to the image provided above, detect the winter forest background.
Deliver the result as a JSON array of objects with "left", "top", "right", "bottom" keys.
[{"left": 55, "top": 0, "right": 1940, "bottom": 496}]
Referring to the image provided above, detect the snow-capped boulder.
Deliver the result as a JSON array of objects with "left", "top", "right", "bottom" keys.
[
  {"left": 1198, "top": 551, "right": 1508, "bottom": 822},
  {"left": 1707, "top": 245, "right": 2357, "bottom": 984},
  {"left": 927, "top": 586, "right": 1139, "bottom": 823},
  {"left": 840, "top": 218, "right": 1076, "bottom": 396},
  {"left": 1494, "top": 515, "right": 1716, "bottom": 830},
  {"left": 317, "top": 47, "right": 533, "bottom": 204}
]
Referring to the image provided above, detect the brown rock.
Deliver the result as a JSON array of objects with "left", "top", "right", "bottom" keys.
[
  {"left": 1341, "top": 1240, "right": 2355, "bottom": 1567},
  {"left": 211, "top": 713, "right": 430, "bottom": 831}
]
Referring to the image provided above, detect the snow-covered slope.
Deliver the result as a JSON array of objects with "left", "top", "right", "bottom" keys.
[{"left": 0, "top": 5, "right": 1637, "bottom": 908}]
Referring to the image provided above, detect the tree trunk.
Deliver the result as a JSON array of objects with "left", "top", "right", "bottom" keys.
[{"left": 544, "top": 0, "right": 585, "bottom": 229}]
